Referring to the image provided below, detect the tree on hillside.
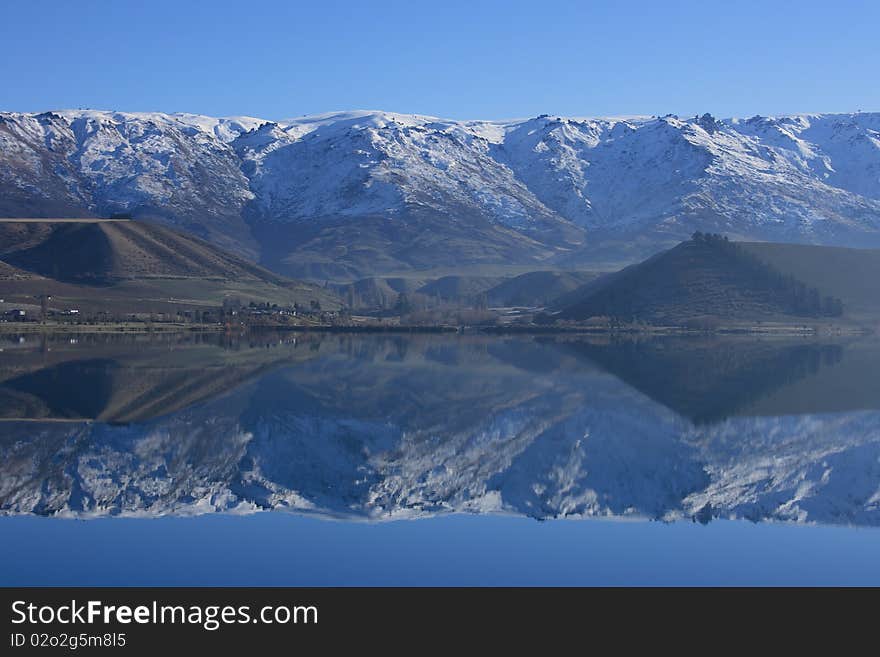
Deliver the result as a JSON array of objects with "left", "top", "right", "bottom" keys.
[{"left": 394, "top": 292, "right": 413, "bottom": 315}]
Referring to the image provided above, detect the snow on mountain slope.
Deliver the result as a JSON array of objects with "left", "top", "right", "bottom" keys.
[
  {"left": 496, "top": 113, "right": 880, "bottom": 247},
  {"left": 234, "top": 111, "right": 565, "bottom": 232},
  {"left": 0, "top": 110, "right": 257, "bottom": 255},
  {"left": 2, "top": 108, "right": 880, "bottom": 275},
  {"left": 726, "top": 113, "right": 880, "bottom": 201},
  {"left": 494, "top": 116, "right": 707, "bottom": 231}
]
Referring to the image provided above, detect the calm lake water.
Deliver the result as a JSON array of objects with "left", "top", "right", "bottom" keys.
[{"left": 1, "top": 331, "right": 879, "bottom": 585}]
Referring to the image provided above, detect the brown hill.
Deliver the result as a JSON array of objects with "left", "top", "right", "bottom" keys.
[
  {"left": 0, "top": 219, "right": 339, "bottom": 313},
  {"left": 1, "top": 219, "right": 293, "bottom": 284}
]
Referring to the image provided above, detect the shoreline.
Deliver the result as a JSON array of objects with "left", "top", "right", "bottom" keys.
[
  {"left": 0, "top": 322, "right": 225, "bottom": 334},
  {"left": 0, "top": 321, "right": 871, "bottom": 337}
]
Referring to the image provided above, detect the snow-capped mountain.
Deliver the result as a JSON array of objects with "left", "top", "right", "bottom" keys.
[{"left": 2, "top": 108, "right": 880, "bottom": 277}]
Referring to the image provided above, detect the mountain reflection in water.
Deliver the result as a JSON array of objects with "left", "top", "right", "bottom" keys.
[{"left": 1, "top": 332, "right": 879, "bottom": 526}]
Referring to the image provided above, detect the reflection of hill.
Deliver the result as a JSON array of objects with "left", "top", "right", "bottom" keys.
[
  {"left": 0, "top": 334, "right": 325, "bottom": 423},
  {"left": 559, "top": 338, "right": 856, "bottom": 423},
  {"left": 740, "top": 339, "right": 880, "bottom": 417},
  {"left": 0, "top": 359, "right": 116, "bottom": 420}
]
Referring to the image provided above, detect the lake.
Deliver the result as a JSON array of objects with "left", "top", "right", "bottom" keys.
[{"left": 1, "top": 331, "right": 879, "bottom": 585}]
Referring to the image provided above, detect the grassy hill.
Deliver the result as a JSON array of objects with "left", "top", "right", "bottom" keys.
[
  {"left": 332, "top": 274, "right": 507, "bottom": 310},
  {"left": 0, "top": 260, "right": 37, "bottom": 281},
  {"left": 417, "top": 275, "right": 504, "bottom": 303},
  {"left": 330, "top": 277, "right": 429, "bottom": 310},
  {"left": 556, "top": 234, "right": 858, "bottom": 326},
  {"left": 0, "top": 219, "right": 340, "bottom": 315},
  {"left": 328, "top": 270, "right": 600, "bottom": 312},
  {"left": 486, "top": 270, "right": 598, "bottom": 307}
]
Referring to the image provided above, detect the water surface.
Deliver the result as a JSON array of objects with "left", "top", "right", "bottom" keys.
[{"left": 1, "top": 332, "right": 879, "bottom": 585}]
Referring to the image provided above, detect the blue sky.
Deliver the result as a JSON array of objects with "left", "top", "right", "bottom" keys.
[{"left": 1, "top": 0, "right": 878, "bottom": 120}]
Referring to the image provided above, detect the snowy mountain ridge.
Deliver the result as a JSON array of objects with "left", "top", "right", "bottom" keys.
[{"left": 2, "top": 108, "right": 879, "bottom": 276}]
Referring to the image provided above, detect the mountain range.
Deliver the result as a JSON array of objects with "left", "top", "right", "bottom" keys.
[{"left": 3, "top": 109, "right": 880, "bottom": 280}]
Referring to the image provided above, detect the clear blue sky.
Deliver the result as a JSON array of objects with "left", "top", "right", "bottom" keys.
[{"left": 1, "top": 0, "right": 877, "bottom": 120}]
